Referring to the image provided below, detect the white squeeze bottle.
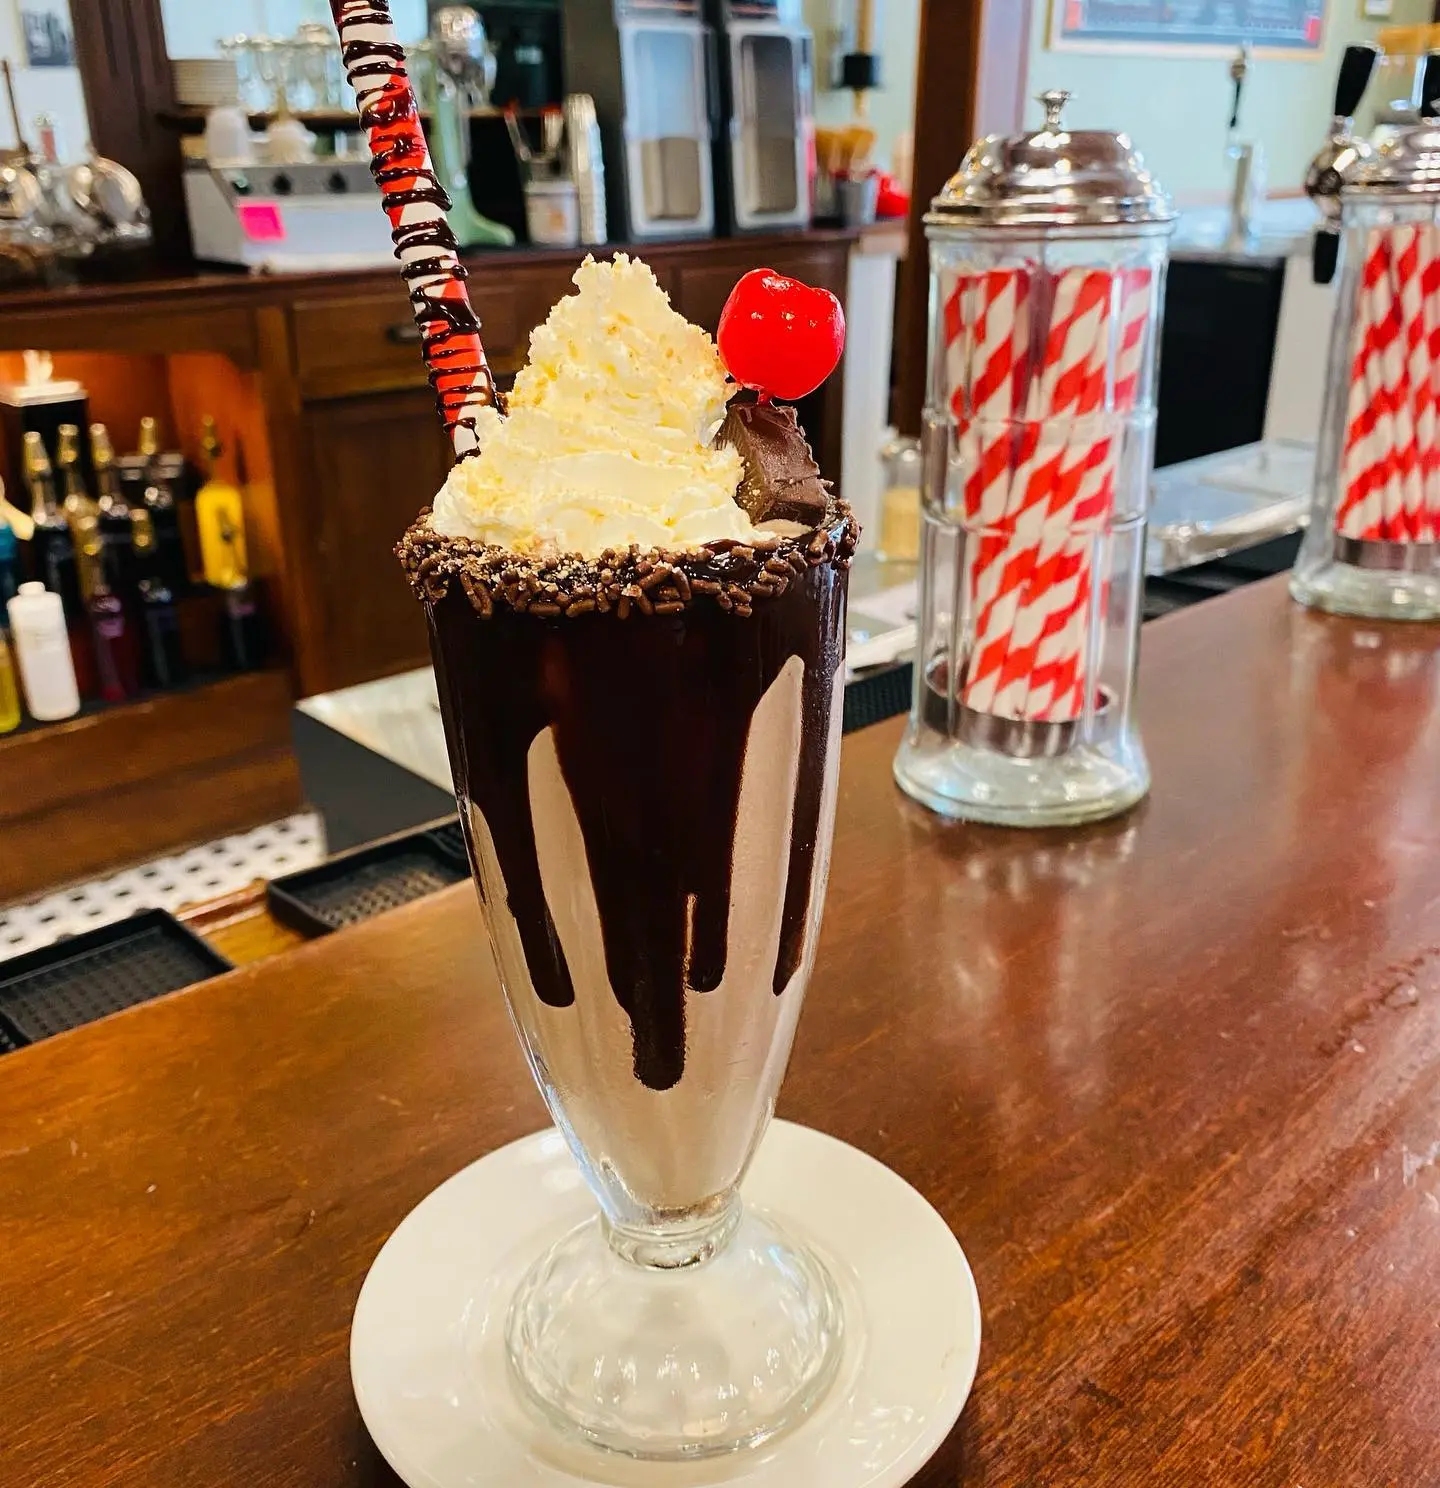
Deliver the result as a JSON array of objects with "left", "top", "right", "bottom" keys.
[{"left": 7, "top": 581, "right": 80, "bottom": 721}]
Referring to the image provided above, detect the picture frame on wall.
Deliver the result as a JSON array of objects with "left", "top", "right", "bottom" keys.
[
  {"left": 1360, "top": 0, "right": 1394, "bottom": 17},
  {"left": 17, "top": 0, "right": 74, "bottom": 69},
  {"left": 1049, "top": 0, "right": 1331, "bottom": 57}
]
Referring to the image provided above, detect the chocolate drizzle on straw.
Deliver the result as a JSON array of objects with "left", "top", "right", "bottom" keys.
[{"left": 330, "top": 0, "right": 501, "bottom": 456}]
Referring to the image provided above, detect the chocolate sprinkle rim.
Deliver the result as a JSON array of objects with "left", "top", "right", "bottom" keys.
[{"left": 397, "top": 501, "right": 859, "bottom": 620}]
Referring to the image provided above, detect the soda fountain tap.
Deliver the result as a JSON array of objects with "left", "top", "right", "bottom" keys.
[
  {"left": 1307, "top": 43, "right": 1381, "bottom": 285},
  {"left": 1224, "top": 45, "right": 1266, "bottom": 249}
]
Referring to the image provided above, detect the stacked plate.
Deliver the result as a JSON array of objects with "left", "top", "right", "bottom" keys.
[{"left": 172, "top": 57, "right": 241, "bottom": 109}]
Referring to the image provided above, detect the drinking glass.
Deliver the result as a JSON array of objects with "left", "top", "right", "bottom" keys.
[
  {"left": 419, "top": 517, "right": 854, "bottom": 1459},
  {"left": 219, "top": 35, "right": 266, "bottom": 114}
]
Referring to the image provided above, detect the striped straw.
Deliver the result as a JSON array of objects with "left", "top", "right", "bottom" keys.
[
  {"left": 330, "top": 0, "right": 499, "bottom": 459},
  {"left": 1425, "top": 225, "right": 1440, "bottom": 540},
  {"left": 963, "top": 268, "right": 1108, "bottom": 717}
]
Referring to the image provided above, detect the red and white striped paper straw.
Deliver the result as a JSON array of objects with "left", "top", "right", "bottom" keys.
[
  {"left": 984, "top": 272, "right": 1109, "bottom": 719},
  {"left": 330, "top": 0, "right": 499, "bottom": 459},
  {"left": 962, "top": 268, "right": 1108, "bottom": 718},
  {"left": 949, "top": 265, "right": 1031, "bottom": 720},
  {"left": 1018, "top": 286, "right": 1119, "bottom": 723},
  {"left": 1375, "top": 231, "right": 1417, "bottom": 539},
  {"left": 1336, "top": 223, "right": 1440, "bottom": 546},
  {"left": 1394, "top": 225, "right": 1426, "bottom": 540},
  {"left": 1420, "top": 227, "right": 1440, "bottom": 541},
  {"left": 959, "top": 268, "right": 1031, "bottom": 527},
  {"left": 940, "top": 260, "right": 1159, "bottom": 728},
  {"left": 1023, "top": 268, "right": 1151, "bottom": 723},
  {"left": 1337, "top": 234, "right": 1387, "bottom": 541}
]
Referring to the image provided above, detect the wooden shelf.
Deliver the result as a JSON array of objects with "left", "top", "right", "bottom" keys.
[
  {"left": 2, "top": 666, "right": 250, "bottom": 744},
  {"left": 0, "top": 667, "right": 301, "bottom": 902}
]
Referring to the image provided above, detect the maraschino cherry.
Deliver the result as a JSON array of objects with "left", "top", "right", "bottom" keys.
[{"left": 717, "top": 268, "right": 846, "bottom": 402}]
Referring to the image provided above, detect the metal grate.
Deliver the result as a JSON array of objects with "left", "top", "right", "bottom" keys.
[
  {"left": 288, "top": 852, "right": 462, "bottom": 929},
  {"left": 0, "top": 912, "right": 232, "bottom": 1045},
  {"left": 268, "top": 835, "right": 469, "bottom": 937}
]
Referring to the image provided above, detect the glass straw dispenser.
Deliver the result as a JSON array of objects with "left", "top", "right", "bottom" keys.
[
  {"left": 1292, "top": 46, "right": 1440, "bottom": 620},
  {"left": 894, "top": 91, "right": 1175, "bottom": 827}
]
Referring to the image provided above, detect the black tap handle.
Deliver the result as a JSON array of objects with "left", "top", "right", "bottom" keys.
[
  {"left": 1335, "top": 43, "right": 1379, "bottom": 121},
  {"left": 1313, "top": 228, "right": 1341, "bottom": 287},
  {"left": 1421, "top": 52, "right": 1440, "bottom": 120},
  {"left": 1229, "top": 73, "right": 1243, "bottom": 132}
]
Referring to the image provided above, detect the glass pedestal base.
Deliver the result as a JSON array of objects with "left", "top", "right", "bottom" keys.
[
  {"left": 894, "top": 727, "right": 1150, "bottom": 827},
  {"left": 1290, "top": 551, "right": 1440, "bottom": 621},
  {"left": 505, "top": 1204, "right": 843, "bottom": 1461}
]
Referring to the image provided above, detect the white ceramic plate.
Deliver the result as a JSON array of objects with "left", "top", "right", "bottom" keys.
[{"left": 352, "top": 1120, "right": 981, "bottom": 1488}]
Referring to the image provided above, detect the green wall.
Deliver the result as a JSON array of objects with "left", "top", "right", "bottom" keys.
[{"left": 1026, "top": 0, "right": 1434, "bottom": 204}]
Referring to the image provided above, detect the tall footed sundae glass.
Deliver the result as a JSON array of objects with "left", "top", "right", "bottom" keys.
[{"left": 399, "top": 256, "right": 856, "bottom": 1458}]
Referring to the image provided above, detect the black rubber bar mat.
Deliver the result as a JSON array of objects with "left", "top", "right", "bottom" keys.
[
  {"left": 267, "top": 830, "right": 469, "bottom": 938},
  {"left": 844, "top": 662, "right": 913, "bottom": 735},
  {"left": 0, "top": 1012, "right": 27, "bottom": 1054},
  {"left": 0, "top": 910, "right": 233, "bottom": 1045}
]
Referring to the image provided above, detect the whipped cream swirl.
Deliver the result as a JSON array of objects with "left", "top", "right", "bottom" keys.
[{"left": 430, "top": 255, "right": 760, "bottom": 557}]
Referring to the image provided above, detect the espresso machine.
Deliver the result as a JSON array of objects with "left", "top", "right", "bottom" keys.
[
  {"left": 706, "top": 0, "right": 813, "bottom": 233},
  {"left": 561, "top": 0, "right": 716, "bottom": 240}
]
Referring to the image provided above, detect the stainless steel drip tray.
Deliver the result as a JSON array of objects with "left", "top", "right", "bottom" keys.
[{"left": 1146, "top": 439, "right": 1314, "bottom": 576}]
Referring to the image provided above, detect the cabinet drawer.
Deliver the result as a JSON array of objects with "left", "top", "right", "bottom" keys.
[{"left": 292, "top": 285, "right": 523, "bottom": 400}]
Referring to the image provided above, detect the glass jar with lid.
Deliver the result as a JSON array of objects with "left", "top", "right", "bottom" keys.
[
  {"left": 1291, "top": 46, "right": 1440, "bottom": 620},
  {"left": 893, "top": 91, "right": 1175, "bottom": 826},
  {"left": 876, "top": 432, "right": 922, "bottom": 563}
]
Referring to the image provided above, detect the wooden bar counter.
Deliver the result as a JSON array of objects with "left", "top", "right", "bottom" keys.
[{"left": 3, "top": 576, "right": 1440, "bottom": 1486}]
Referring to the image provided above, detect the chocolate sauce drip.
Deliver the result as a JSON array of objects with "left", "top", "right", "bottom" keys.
[
  {"left": 331, "top": 0, "right": 497, "bottom": 450},
  {"left": 428, "top": 557, "right": 848, "bottom": 1092},
  {"left": 430, "top": 609, "right": 576, "bottom": 1015}
]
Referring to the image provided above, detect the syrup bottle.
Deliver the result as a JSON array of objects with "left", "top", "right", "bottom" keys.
[
  {"left": 0, "top": 626, "right": 21, "bottom": 734},
  {"left": 25, "top": 432, "right": 96, "bottom": 700},
  {"left": 24, "top": 432, "right": 76, "bottom": 601},
  {"left": 195, "top": 417, "right": 247, "bottom": 590},
  {"left": 133, "top": 507, "right": 187, "bottom": 690},
  {"left": 223, "top": 577, "right": 265, "bottom": 672},
  {"left": 93, "top": 426, "right": 142, "bottom": 622},
  {"left": 136, "top": 416, "right": 188, "bottom": 593},
  {"left": 56, "top": 423, "right": 101, "bottom": 601},
  {"left": 84, "top": 531, "right": 142, "bottom": 703}
]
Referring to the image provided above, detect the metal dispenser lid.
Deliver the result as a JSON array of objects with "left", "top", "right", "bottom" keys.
[
  {"left": 1340, "top": 52, "right": 1440, "bottom": 200},
  {"left": 1348, "top": 124, "right": 1440, "bottom": 199},
  {"left": 927, "top": 90, "right": 1175, "bottom": 230}
]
